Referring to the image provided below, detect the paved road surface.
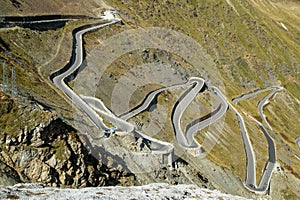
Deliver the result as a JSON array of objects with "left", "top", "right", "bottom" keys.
[
  {"left": 258, "top": 87, "right": 283, "bottom": 130},
  {"left": 81, "top": 72, "right": 278, "bottom": 193},
  {"left": 256, "top": 123, "right": 275, "bottom": 191},
  {"left": 185, "top": 91, "right": 228, "bottom": 148},
  {"left": 81, "top": 95, "right": 173, "bottom": 154},
  {"left": 296, "top": 137, "right": 300, "bottom": 152},
  {"left": 52, "top": 20, "right": 120, "bottom": 132},
  {"left": 234, "top": 87, "right": 283, "bottom": 193},
  {"left": 119, "top": 80, "right": 195, "bottom": 121},
  {"left": 214, "top": 87, "right": 257, "bottom": 189},
  {"left": 232, "top": 88, "right": 272, "bottom": 104},
  {"left": 81, "top": 95, "right": 114, "bottom": 115},
  {"left": 171, "top": 77, "right": 205, "bottom": 148},
  {"left": 118, "top": 77, "right": 231, "bottom": 156}
]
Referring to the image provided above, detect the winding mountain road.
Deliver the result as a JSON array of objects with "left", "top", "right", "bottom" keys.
[
  {"left": 118, "top": 77, "right": 228, "bottom": 152},
  {"left": 171, "top": 77, "right": 205, "bottom": 148},
  {"left": 214, "top": 87, "right": 257, "bottom": 188},
  {"left": 258, "top": 87, "right": 283, "bottom": 130},
  {"left": 50, "top": 17, "right": 173, "bottom": 155},
  {"left": 232, "top": 87, "right": 283, "bottom": 193},
  {"left": 52, "top": 20, "right": 120, "bottom": 132},
  {"left": 232, "top": 88, "right": 272, "bottom": 104},
  {"left": 47, "top": 15, "right": 280, "bottom": 194},
  {"left": 81, "top": 95, "right": 173, "bottom": 154},
  {"left": 119, "top": 79, "right": 195, "bottom": 121}
]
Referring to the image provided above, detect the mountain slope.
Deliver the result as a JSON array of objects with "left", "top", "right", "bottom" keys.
[{"left": 0, "top": 0, "right": 299, "bottom": 199}]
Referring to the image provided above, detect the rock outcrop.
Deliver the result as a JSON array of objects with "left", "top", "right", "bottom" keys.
[
  {"left": 0, "top": 93, "right": 136, "bottom": 188},
  {"left": 0, "top": 160, "right": 21, "bottom": 186},
  {"left": 0, "top": 92, "right": 13, "bottom": 115}
]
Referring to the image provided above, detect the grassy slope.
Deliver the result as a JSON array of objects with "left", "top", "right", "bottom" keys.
[
  {"left": 0, "top": 1, "right": 108, "bottom": 140},
  {"left": 0, "top": 21, "right": 94, "bottom": 117},
  {"left": 0, "top": 0, "right": 106, "bottom": 114},
  {"left": 110, "top": 0, "right": 299, "bottom": 97}
]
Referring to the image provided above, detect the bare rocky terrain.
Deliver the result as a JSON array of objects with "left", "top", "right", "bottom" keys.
[
  {"left": 0, "top": 183, "right": 251, "bottom": 200},
  {"left": 0, "top": 92, "right": 137, "bottom": 188}
]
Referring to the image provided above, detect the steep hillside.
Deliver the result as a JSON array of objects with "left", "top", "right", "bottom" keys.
[
  {"left": 0, "top": 0, "right": 299, "bottom": 200},
  {"left": 0, "top": 92, "right": 137, "bottom": 187},
  {"left": 0, "top": 0, "right": 138, "bottom": 189}
]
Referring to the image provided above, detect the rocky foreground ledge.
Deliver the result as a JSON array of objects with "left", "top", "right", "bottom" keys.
[{"left": 0, "top": 183, "right": 251, "bottom": 200}]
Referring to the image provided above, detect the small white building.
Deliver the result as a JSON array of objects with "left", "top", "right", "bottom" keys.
[{"left": 101, "top": 10, "right": 117, "bottom": 20}]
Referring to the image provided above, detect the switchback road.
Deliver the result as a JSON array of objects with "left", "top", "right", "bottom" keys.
[
  {"left": 48, "top": 15, "right": 280, "bottom": 194},
  {"left": 52, "top": 20, "right": 119, "bottom": 131},
  {"left": 233, "top": 87, "right": 283, "bottom": 193}
]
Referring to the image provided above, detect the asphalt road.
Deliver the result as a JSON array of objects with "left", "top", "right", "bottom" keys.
[
  {"left": 256, "top": 123, "right": 275, "bottom": 191},
  {"left": 119, "top": 77, "right": 226, "bottom": 152},
  {"left": 82, "top": 95, "right": 173, "bottom": 154},
  {"left": 170, "top": 78, "right": 204, "bottom": 148},
  {"left": 52, "top": 20, "right": 120, "bottom": 132},
  {"left": 48, "top": 16, "right": 175, "bottom": 157},
  {"left": 258, "top": 87, "right": 283, "bottom": 130},
  {"left": 296, "top": 137, "right": 300, "bottom": 152},
  {"left": 232, "top": 88, "right": 272, "bottom": 104},
  {"left": 214, "top": 87, "right": 257, "bottom": 189},
  {"left": 233, "top": 87, "right": 283, "bottom": 193},
  {"left": 81, "top": 95, "right": 113, "bottom": 115},
  {"left": 254, "top": 87, "right": 283, "bottom": 192},
  {"left": 119, "top": 80, "right": 195, "bottom": 121},
  {"left": 80, "top": 70, "right": 278, "bottom": 193},
  {"left": 185, "top": 89, "right": 228, "bottom": 148}
]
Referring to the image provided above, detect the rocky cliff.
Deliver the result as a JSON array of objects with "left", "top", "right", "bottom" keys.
[{"left": 0, "top": 92, "right": 136, "bottom": 188}]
